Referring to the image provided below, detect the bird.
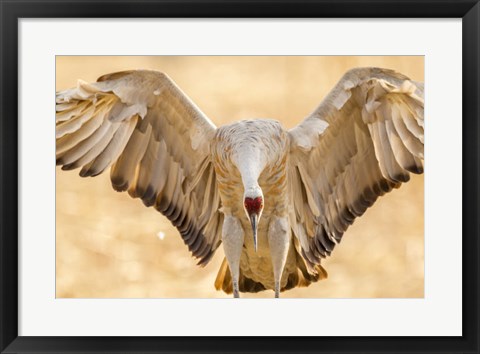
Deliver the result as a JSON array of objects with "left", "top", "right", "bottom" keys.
[{"left": 56, "top": 67, "right": 424, "bottom": 298}]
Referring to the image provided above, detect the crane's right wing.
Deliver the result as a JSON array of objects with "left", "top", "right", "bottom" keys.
[{"left": 56, "top": 70, "right": 223, "bottom": 265}]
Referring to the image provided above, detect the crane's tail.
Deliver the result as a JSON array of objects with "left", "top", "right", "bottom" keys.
[
  {"left": 214, "top": 258, "right": 266, "bottom": 294},
  {"left": 214, "top": 256, "right": 327, "bottom": 294},
  {"left": 214, "top": 258, "right": 234, "bottom": 294}
]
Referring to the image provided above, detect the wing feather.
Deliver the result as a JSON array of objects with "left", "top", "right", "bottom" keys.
[
  {"left": 111, "top": 124, "right": 152, "bottom": 191},
  {"left": 60, "top": 120, "right": 116, "bottom": 169},
  {"left": 56, "top": 107, "right": 108, "bottom": 156}
]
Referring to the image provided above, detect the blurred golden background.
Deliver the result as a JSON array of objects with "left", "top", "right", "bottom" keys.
[{"left": 56, "top": 56, "right": 424, "bottom": 298}]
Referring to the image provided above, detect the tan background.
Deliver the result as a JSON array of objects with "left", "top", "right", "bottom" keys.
[{"left": 56, "top": 56, "right": 424, "bottom": 298}]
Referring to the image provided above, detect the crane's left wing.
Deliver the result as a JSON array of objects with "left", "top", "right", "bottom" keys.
[
  {"left": 288, "top": 67, "right": 424, "bottom": 270},
  {"left": 56, "top": 70, "right": 223, "bottom": 265}
]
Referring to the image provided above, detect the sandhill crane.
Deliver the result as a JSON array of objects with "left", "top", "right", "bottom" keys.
[{"left": 56, "top": 67, "right": 424, "bottom": 298}]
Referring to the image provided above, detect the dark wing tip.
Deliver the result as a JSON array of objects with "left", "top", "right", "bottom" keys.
[{"left": 406, "top": 164, "right": 424, "bottom": 174}]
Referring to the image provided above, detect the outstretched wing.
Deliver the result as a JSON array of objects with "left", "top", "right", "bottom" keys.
[
  {"left": 56, "top": 70, "right": 223, "bottom": 265},
  {"left": 288, "top": 67, "right": 424, "bottom": 269}
]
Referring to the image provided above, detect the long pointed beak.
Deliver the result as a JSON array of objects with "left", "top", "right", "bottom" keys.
[{"left": 249, "top": 213, "right": 258, "bottom": 252}]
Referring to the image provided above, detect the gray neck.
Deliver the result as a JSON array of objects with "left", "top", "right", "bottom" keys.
[{"left": 233, "top": 147, "right": 265, "bottom": 197}]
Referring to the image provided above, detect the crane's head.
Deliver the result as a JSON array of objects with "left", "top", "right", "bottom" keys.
[{"left": 243, "top": 186, "right": 264, "bottom": 252}]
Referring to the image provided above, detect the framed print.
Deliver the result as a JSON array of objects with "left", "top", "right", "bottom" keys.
[{"left": 1, "top": 1, "right": 479, "bottom": 353}]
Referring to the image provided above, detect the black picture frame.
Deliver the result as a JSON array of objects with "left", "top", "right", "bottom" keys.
[{"left": 1, "top": 1, "right": 478, "bottom": 353}]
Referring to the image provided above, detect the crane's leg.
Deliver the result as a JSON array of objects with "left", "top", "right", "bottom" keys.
[
  {"left": 268, "top": 216, "right": 290, "bottom": 298},
  {"left": 222, "top": 215, "right": 244, "bottom": 298}
]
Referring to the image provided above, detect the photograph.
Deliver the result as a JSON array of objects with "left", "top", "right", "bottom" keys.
[{"left": 56, "top": 56, "right": 424, "bottom": 299}]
